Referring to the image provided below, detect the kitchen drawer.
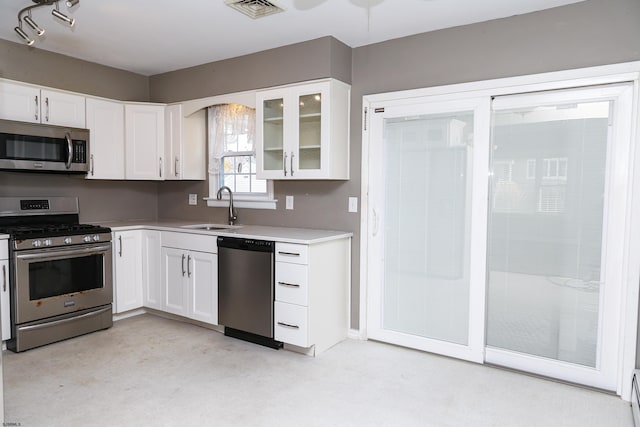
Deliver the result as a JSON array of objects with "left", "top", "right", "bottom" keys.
[
  {"left": 275, "top": 262, "right": 308, "bottom": 306},
  {"left": 162, "top": 231, "right": 218, "bottom": 253},
  {"left": 275, "top": 242, "right": 308, "bottom": 265},
  {"left": 274, "top": 301, "right": 309, "bottom": 347},
  {"left": 0, "top": 239, "right": 7, "bottom": 260}
]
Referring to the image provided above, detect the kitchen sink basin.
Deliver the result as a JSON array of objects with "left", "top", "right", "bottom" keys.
[{"left": 180, "top": 223, "right": 242, "bottom": 231}]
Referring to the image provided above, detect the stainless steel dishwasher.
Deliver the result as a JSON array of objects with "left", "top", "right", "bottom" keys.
[{"left": 217, "top": 236, "right": 282, "bottom": 349}]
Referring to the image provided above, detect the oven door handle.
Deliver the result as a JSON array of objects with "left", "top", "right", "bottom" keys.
[
  {"left": 15, "top": 244, "right": 112, "bottom": 261},
  {"left": 18, "top": 306, "right": 112, "bottom": 332}
]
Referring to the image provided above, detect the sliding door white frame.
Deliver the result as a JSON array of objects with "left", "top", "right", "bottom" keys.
[{"left": 360, "top": 61, "right": 640, "bottom": 399}]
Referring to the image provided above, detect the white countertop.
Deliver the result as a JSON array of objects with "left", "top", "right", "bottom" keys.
[{"left": 101, "top": 220, "right": 352, "bottom": 245}]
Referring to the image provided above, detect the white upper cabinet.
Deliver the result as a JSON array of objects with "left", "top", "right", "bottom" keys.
[
  {"left": 125, "top": 103, "right": 165, "bottom": 180},
  {"left": 256, "top": 78, "right": 350, "bottom": 180},
  {"left": 164, "top": 104, "right": 206, "bottom": 180},
  {"left": 0, "top": 80, "right": 85, "bottom": 128},
  {"left": 85, "top": 98, "right": 125, "bottom": 180}
]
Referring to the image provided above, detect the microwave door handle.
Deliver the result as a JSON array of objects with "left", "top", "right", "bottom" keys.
[{"left": 65, "top": 132, "right": 73, "bottom": 169}]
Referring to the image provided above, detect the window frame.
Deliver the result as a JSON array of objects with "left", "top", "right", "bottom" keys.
[{"left": 204, "top": 102, "right": 277, "bottom": 210}]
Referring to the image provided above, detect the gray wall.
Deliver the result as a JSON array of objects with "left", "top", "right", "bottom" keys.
[
  {"left": 1, "top": 0, "right": 639, "bottom": 330},
  {"left": 0, "top": 173, "right": 158, "bottom": 223},
  {"left": 149, "top": 36, "right": 352, "bottom": 103},
  {"left": 0, "top": 39, "right": 149, "bottom": 101}
]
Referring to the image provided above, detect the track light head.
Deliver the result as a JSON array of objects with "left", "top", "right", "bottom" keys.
[
  {"left": 14, "top": 26, "right": 35, "bottom": 46},
  {"left": 23, "top": 15, "right": 45, "bottom": 36},
  {"left": 65, "top": 0, "right": 80, "bottom": 7},
  {"left": 52, "top": 8, "right": 75, "bottom": 26}
]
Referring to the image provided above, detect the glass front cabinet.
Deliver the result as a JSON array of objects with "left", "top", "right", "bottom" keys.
[{"left": 256, "top": 79, "right": 350, "bottom": 180}]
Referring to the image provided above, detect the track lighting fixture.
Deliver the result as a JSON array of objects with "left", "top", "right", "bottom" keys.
[
  {"left": 24, "top": 13, "right": 45, "bottom": 36},
  {"left": 52, "top": 7, "right": 75, "bottom": 27},
  {"left": 14, "top": 0, "right": 79, "bottom": 46},
  {"left": 14, "top": 26, "right": 34, "bottom": 46}
]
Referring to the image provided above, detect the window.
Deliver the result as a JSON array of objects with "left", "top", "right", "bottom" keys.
[{"left": 207, "top": 104, "right": 275, "bottom": 209}]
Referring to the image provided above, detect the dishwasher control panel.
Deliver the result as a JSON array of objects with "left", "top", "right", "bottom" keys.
[{"left": 217, "top": 236, "right": 274, "bottom": 252}]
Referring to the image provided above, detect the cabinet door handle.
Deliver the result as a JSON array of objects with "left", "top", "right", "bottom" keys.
[
  {"left": 278, "top": 281, "right": 300, "bottom": 288},
  {"left": 181, "top": 254, "right": 186, "bottom": 277},
  {"left": 90, "top": 154, "right": 95, "bottom": 176},
  {"left": 2, "top": 264, "right": 6, "bottom": 292},
  {"left": 34, "top": 95, "right": 39, "bottom": 120},
  {"left": 187, "top": 255, "right": 192, "bottom": 278},
  {"left": 278, "top": 251, "right": 300, "bottom": 257},
  {"left": 283, "top": 152, "right": 288, "bottom": 177},
  {"left": 277, "top": 322, "right": 300, "bottom": 330},
  {"left": 118, "top": 235, "right": 122, "bottom": 257},
  {"left": 45, "top": 97, "right": 49, "bottom": 122},
  {"left": 290, "top": 151, "right": 295, "bottom": 177},
  {"left": 174, "top": 157, "right": 179, "bottom": 177},
  {"left": 159, "top": 157, "right": 163, "bottom": 178}
]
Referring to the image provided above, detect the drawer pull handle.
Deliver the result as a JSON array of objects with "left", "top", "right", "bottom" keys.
[
  {"left": 278, "top": 281, "right": 300, "bottom": 288},
  {"left": 278, "top": 251, "right": 300, "bottom": 257},
  {"left": 277, "top": 322, "right": 299, "bottom": 329}
]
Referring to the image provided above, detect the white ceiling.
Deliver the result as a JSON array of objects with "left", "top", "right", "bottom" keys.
[{"left": 1, "top": 0, "right": 585, "bottom": 76}]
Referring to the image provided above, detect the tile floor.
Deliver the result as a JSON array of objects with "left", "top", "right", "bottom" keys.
[{"left": 3, "top": 314, "right": 635, "bottom": 427}]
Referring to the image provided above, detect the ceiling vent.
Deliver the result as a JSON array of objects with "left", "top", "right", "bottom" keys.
[{"left": 224, "top": 0, "right": 284, "bottom": 19}]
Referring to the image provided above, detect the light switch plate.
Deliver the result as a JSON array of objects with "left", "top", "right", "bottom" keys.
[
  {"left": 188, "top": 194, "right": 198, "bottom": 205},
  {"left": 348, "top": 197, "right": 358, "bottom": 213},
  {"left": 286, "top": 195, "right": 294, "bottom": 210}
]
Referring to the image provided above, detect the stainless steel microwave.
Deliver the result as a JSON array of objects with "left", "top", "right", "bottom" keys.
[{"left": 0, "top": 119, "right": 90, "bottom": 173}]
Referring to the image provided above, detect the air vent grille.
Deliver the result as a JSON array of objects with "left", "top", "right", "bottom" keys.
[{"left": 224, "top": 0, "right": 284, "bottom": 19}]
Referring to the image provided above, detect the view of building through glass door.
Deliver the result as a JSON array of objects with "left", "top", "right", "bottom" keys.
[{"left": 485, "top": 84, "right": 633, "bottom": 390}]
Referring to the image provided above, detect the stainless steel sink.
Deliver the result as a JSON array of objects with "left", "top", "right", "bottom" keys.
[{"left": 180, "top": 223, "right": 242, "bottom": 231}]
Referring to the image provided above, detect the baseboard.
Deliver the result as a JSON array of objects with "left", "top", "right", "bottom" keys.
[
  {"left": 348, "top": 328, "right": 365, "bottom": 340},
  {"left": 113, "top": 308, "right": 146, "bottom": 321}
]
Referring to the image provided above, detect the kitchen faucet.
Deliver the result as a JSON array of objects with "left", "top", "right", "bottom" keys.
[{"left": 217, "top": 186, "right": 238, "bottom": 225}]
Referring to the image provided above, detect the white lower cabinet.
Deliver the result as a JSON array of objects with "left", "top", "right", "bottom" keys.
[
  {"left": 113, "top": 230, "right": 160, "bottom": 314},
  {"left": 161, "top": 232, "right": 218, "bottom": 325},
  {"left": 273, "top": 238, "right": 350, "bottom": 355},
  {"left": 0, "top": 239, "right": 9, "bottom": 341},
  {"left": 113, "top": 231, "right": 143, "bottom": 313},
  {"left": 141, "top": 231, "right": 162, "bottom": 310}
]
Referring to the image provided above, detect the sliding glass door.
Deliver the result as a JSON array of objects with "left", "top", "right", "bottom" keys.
[
  {"left": 367, "top": 98, "right": 490, "bottom": 362},
  {"left": 366, "top": 82, "right": 634, "bottom": 390}
]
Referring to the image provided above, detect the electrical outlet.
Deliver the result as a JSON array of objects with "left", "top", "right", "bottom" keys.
[
  {"left": 348, "top": 197, "right": 358, "bottom": 213},
  {"left": 286, "top": 195, "right": 294, "bottom": 210},
  {"left": 188, "top": 194, "right": 198, "bottom": 206}
]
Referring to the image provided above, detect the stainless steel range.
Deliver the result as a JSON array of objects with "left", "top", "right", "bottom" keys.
[{"left": 0, "top": 197, "right": 113, "bottom": 352}]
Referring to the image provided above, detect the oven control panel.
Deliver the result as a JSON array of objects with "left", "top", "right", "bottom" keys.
[
  {"left": 14, "top": 232, "right": 112, "bottom": 251},
  {"left": 20, "top": 199, "right": 50, "bottom": 211}
]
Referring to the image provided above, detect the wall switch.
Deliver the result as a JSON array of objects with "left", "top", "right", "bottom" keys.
[
  {"left": 188, "top": 194, "right": 198, "bottom": 206},
  {"left": 286, "top": 195, "right": 294, "bottom": 210},
  {"left": 348, "top": 197, "right": 358, "bottom": 213}
]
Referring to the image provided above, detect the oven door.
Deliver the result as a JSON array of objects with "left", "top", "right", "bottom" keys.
[{"left": 14, "top": 242, "right": 113, "bottom": 324}]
